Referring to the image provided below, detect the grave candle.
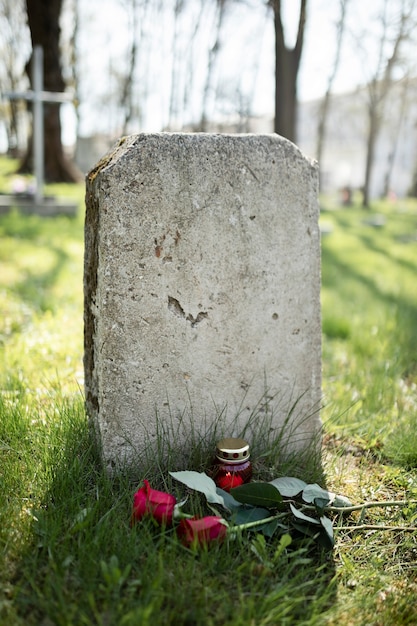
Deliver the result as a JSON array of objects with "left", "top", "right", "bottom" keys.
[{"left": 212, "top": 438, "right": 252, "bottom": 491}]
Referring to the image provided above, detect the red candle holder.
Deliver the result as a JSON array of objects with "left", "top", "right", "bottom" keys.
[{"left": 212, "top": 437, "right": 252, "bottom": 492}]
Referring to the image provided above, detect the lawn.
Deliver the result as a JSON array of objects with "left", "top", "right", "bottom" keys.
[{"left": 1, "top": 158, "right": 417, "bottom": 625}]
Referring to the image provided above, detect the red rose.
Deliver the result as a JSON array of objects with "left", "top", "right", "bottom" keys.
[
  {"left": 177, "top": 516, "right": 228, "bottom": 547},
  {"left": 132, "top": 480, "right": 176, "bottom": 525},
  {"left": 216, "top": 472, "right": 244, "bottom": 492}
]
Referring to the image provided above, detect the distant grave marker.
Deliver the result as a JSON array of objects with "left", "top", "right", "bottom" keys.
[
  {"left": 84, "top": 133, "right": 322, "bottom": 470},
  {"left": 363, "top": 215, "right": 386, "bottom": 228},
  {"left": 0, "top": 46, "right": 78, "bottom": 216}
]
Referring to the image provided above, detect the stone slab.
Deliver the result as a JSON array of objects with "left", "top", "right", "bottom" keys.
[
  {"left": 0, "top": 195, "right": 78, "bottom": 217},
  {"left": 84, "top": 133, "right": 321, "bottom": 470}
]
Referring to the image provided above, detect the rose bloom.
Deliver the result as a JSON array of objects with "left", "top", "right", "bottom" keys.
[
  {"left": 177, "top": 516, "right": 228, "bottom": 547},
  {"left": 216, "top": 472, "right": 244, "bottom": 492},
  {"left": 132, "top": 480, "right": 176, "bottom": 525}
]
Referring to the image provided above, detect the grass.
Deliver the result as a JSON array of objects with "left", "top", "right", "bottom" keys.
[
  {"left": 1, "top": 156, "right": 417, "bottom": 624},
  {"left": 320, "top": 195, "right": 417, "bottom": 452}
]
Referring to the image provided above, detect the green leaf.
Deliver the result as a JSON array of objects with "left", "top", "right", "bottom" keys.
[
  {"left": 332, "top": 494, "right": 353, "bottom": 508},
  {"left": 314, "top": 497, "right": 331, "bottom": 515},
  {"left": 216, "top": 487, "right": 242, "bottom": 511},
  {"left": 274, "top": 533, "right": 292, "bottom": 558},
  {"left": 319, "top": 516, "right": 335, "bottom": 548},
  {"left": 291, "top": 521, "right": 317, "bottom": 538},
  {"left": 234, "top": 506, "right": 272, "bottom": 526},
  {"left": 302, "top": 484, "right": 352, "bottom": 509},
  {"left": 269, "top": 476, "right": 307, "bottom": 497},
  {"left": 170, "top": 471, "right": 225, "bottom": 506},
  {"left": 260, "top": 519, "right": 287, "bottom": 539},
  {"left": 230, "top": 482, "right": 284, "bottom": 508},
  {"left": 302, "top": 484, "right": 333, "bottom": 504},
  {"left": 289, "top": 503, "right": 320, "bottom": 525}
]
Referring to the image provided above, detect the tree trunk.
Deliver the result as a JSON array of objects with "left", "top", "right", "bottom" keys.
[
  {"left": 382, "top": 78, "right": 408, "bottom": 198},
  {"left": 19, "top": 0, "right": 81, "bottom": 182},
  {"left": 271, "top": 0, "right": 307, "bottom": 143},
  {"left": 316, "top": 0, "right": 348, "bottom": 190},
  {"left": 363, "top": 103, "right": 379, "bottom": 209},
  {"left": 410, "top": 162, "right": 417, "bottom": 198},
  {"left": 360, "top": 0, "right": 412, "bottom": 208},
  {"left": 200, "top": 0, "right": 227, "bottom": 132},
  {"left": 120, "top": 0, "right": 140, "bottom": 135}
]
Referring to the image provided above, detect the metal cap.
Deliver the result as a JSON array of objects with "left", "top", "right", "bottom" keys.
[{"left": 216, "top": 438, "right": 250, "bottom": 464}]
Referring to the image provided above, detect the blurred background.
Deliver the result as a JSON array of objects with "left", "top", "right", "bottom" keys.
[{"left": 1, "top": 0, "right": 417, "bottom": 205}]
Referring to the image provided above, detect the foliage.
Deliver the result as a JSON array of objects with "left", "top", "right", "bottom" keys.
[{"left": 170, "top": 470, "right": 351, "bottom": 549}]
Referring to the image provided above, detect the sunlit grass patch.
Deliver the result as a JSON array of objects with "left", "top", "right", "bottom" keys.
[
  {"left": 384, "top": 413, "right": 417, "bottom": 469},
  {"left": 320, "top": 197, "right": 417, "bottom": 452}
]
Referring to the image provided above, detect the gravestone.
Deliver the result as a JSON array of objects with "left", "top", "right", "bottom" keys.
[{"left": 84, "top": 133, "right": 321, "bottom": 470}]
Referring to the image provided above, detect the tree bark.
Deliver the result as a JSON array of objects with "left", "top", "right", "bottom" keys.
[
  {"left": 119, "top": 0, "right": 141, "bottom": 135},
  {"left": 363, "top": 96, "right": 380, "bottom": 209},
  {"left": 200, "top": 0, "right": 227, "bottom": 132},
  {"left": 19, "top": 0, "right": 82, "bottom": 183},
  {"left": 361, "top": 0, "right": 412, "bottom": 208},
  {"left": 382, "top": 77, "right": 408, "bottom": 198},
  {"left": 2, "top": 0, "right": 27, "bottom": 155},
  {"left": 271, "top": 0, "right": 307, "bottom": 143},
  {"left": 316, "top": 0, "right": 348, "bottom": 191}
]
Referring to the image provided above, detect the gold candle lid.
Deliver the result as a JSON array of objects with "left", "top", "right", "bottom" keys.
[{"left": 216, "top": 438, "right": 250, "bottom": 464}]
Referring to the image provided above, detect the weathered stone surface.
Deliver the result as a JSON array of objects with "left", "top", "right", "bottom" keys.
[{"left": 84, "top": 133, "right": 321, "bottom": 469}]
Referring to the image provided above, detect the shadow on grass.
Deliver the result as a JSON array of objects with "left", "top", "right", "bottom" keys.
[
  {"left": 0, "top": 211, "right": 80, "bottom": 314},
  {"left": 357, "top": 229, "right": 417, "bottom": 277},
  {"left": 13, "top": 246, "right": 70, "bottom": 313},
  {"left": 0, "top": 207, "right": 81, "bottom": 240},
  {"left": 322, "top": 227, "right": 417, "bottom": 469},
  {"left": 8, "top": 397, "right": 337, "bottom": 626},
  {"left": 321, "top": 244, "right": 417, "bottom": 377}
]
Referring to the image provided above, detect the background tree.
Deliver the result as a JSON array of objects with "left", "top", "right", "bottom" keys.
[
  {"left": 117, "top": 0, "right": 147, "bottom": 135},
  {"left": 381, "top": 75, "right": 410, "bottom": 197},
  {"left": 20, "top": 0, "right": 81, "bottom": 182},
  {"left": 268, "top": 0, "right": 307, "bottom": 143},
  {"left": 168, "top": 0, "right": 186, "bottom": 129},
  {"left": 0, "top": 0, "right": 30, "bottom": 155},
  {"left": 199, "top": 0, "right": 228, "bottom": 131},
  {"left": 67, "top": 0, "right": 80, "bottom": 141},
  {"left": 357, "top": 0, "right": 416, "bottom": 207},
  {"left": 315, "top": 0, "right": 349, "bottom": 191}
]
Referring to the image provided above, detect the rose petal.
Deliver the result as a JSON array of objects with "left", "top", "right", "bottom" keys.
[
  {"left": 132, "top": 480, "right": 177, "bottom": 525},
  {"left": 177, "top": 516, "right": 228, "bottom": 547}
]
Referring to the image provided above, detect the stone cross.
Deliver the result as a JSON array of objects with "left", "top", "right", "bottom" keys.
[
  {"left": 84, "top": 133, "right": 322, "bottom": 471},
  {"left": 5, "top": 45, "right": 73, "bottom": 204}
]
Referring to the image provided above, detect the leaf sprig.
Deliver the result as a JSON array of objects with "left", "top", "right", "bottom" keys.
[{"left": 170, "top": 471, "right": 353, "bottom": 549}]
